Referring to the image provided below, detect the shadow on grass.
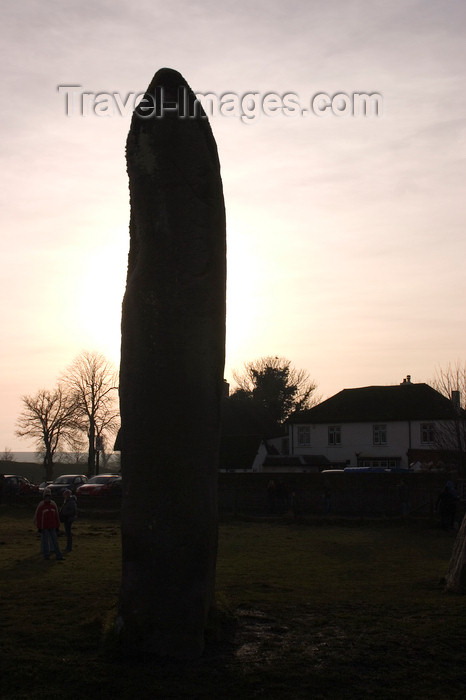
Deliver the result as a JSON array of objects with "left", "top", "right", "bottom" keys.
[{"left": 2, "top": 511, "right": 466, "bottom": 699}]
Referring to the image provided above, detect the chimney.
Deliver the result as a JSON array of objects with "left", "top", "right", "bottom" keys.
[
  {"left": 451, "top": 390, "right": 461, "bottom": 412},
  {"left": 401, "top": 375, "right": 412, "bottom": 385}
]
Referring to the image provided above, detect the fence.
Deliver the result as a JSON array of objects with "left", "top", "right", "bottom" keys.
[
  {"left": 218, "top": 471, "right": 462, "bottom": 519},
  {"left": 3, "top": 469, "right": 463, "bottom": 521}
]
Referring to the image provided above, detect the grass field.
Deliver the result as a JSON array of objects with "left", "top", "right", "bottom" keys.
[{"left": 1, "top": 506, "right": 465, "bottom": 699}]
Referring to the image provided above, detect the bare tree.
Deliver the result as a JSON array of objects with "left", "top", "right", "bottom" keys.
[
  {"left": 55, "top": 450, "right": 87, "bottom": 465},
  {"left": 62, "top": 351, "right": 119, "bottom": 476},
  {"left": 432, "top": 362, "right": 466, "bottom": 397},
  {"left": 432, "top": 363, "right": 466, "bottom": 592},
  {"left": 15, "top": 386, "right": 78, "bottom": 480},
  {"left": 232, "top": 356, "right": 320, "bottom": 424},
  {"left": 0, "top": 447, "right": 15, "bottom": 464},
  {"left": 431, "top": 362, "right": 466, "bottom": 472}
]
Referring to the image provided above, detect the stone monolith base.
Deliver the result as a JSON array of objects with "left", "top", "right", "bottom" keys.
[{"left": 117, "top": 68, "right": 226, "bottom": 659}]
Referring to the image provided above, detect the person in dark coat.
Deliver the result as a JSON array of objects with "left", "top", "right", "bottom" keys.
[
  {"left": 60, "top": 489, "right": 78, "bottom": 552},
  {"left": 276, "top": 480, "right": 289, "bottom": 513},
  {"left": 267, "top": 480, "right": 277, "bottom": 513},
  {"left": 437, "top": 480, "right": 458, "bottom": 530}
]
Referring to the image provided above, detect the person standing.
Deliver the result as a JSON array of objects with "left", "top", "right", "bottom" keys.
[
  {"left": 34, "top": 488, "right": 64, "bottom": 560},
  {"left": 399, "top": 479, "right": 410, "bottom": 517},
  {"left": 436, "top": 480, "right": 459, "bottom": 530},
  {"left": 267, "top": 480, "right": 277, "bottom": 513},
  {"left": 60, "top": 489, "right": 77, "bottom": 552},
  {"left": 323, "top": 479, "right": 331, "bottom": 515},
  {"left": 276, "top": 480, "right": 289, "bottom": 513}
]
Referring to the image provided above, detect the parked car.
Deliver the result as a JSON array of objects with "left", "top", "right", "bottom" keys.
[
  {"left": 76, "top": 474, "right": 120, "bottom": 497},
  {"left": 49, "top": 474, "right": 87, "bottom": 499},
  {"left": 3, "top": 475, "right": 39, "bottom": 495}
]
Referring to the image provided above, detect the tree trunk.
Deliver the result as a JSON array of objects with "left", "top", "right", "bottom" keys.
[
  {"left": 44, "top": 447, "right": 54, "bottom": 482},
  {"left": 118, "top": 68, "right": 226, "bottom": 660},
  {"left": 444, "top": 514, "right": 466, "bottom": 592},
  {"left": 87, "top": 419, "right": 96, "bottom": 477}
]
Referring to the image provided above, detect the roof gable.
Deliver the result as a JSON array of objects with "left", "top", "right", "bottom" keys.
[{"left": 288, "top": 383, "right": 459, "bottom": 424}]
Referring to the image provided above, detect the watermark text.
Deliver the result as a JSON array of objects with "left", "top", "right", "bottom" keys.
[{"left": 57, "top": 85, "right": 383, "bottom": 123}]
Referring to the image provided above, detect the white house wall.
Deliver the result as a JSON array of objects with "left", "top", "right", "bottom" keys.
[{"left": 291, "top": 419, "right": 448, "bottom": 468}]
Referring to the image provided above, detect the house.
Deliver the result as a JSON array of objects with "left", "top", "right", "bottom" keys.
[{"left": 287, "top": 376, "right": 463, "bottom": 470}]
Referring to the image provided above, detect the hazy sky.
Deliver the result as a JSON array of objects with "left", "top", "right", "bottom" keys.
[{"left": 1, "top": 0, "right": 465, "bottom": 452}]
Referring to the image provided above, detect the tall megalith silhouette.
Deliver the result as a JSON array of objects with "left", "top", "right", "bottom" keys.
[{"left": 117, "top": 68, "right": 226, "bottom": 659}]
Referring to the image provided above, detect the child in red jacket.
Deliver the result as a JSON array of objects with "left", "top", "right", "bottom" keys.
[{"left": 34, "top": 489, "right": 64, "bottom": 560}]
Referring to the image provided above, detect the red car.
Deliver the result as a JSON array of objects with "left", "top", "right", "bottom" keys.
[
  {"left": 76, "top": 474, "right": 120, "bottom": 497},
  {"left": 3, "top": 475, "right": 39, "bottom": 495}
]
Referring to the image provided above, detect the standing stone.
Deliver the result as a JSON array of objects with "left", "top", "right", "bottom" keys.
[
  {"left": 117, "top": 68, "right": 226, "bottom": 659},
  {"left": 444, "top": 516, "right": 466, "bottom": 592}
]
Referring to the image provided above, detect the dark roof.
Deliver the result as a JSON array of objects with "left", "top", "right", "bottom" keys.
[
  {"left": 262, "top": 455, "right": 303, "bottom": 467},
  {"left": 300, "top": 454, "right": 331, "bottom": 466},
  {"left": 288, "top": 383, "right": 460, "bottom": 424},
  {"left": 262, "top": 454, "right": 330, "bottom": 467}
]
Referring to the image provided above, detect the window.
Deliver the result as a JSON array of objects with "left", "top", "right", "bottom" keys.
[
  {"left": 297, "top": 426, "right": 311, "bottom": 447},
  {"left": 360, "top": 458, "right": 401, "bottom": 468},
  {"left": 421, "top": 423, "right": 435, "bottom": 444},
  {"left": 328, "top": 425, "right": 341, "bottom": 446},
  {"left": 373, "top": 424, "right": 387, "bottom": 445}
]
